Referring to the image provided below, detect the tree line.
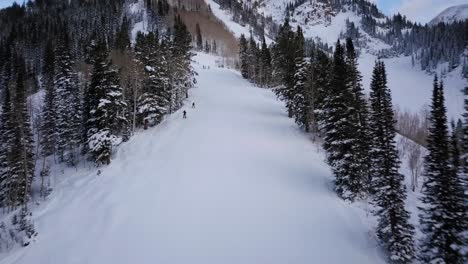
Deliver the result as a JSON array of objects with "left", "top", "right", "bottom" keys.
[
  {"left": 0, "top": 0, "right": 195, "bottom": 249},
  {"left": 218, "top": 0, "right": 467, "bottom": 76},
  {"left": 239, "top": 18, "right": 467, "bottom": 264}
]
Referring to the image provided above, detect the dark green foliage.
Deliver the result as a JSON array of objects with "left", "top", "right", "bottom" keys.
[
  {"left": 86, "top": 40, "right": 127, "bottom": 165},
  {"left": 8, "top": 54, "right": 35, "bottom": 207},
  {"left": 419, "top": 77, "right": 467, "bottom": 264},
  {"left": 115, "top": 16, "right": 131, "bottom": 52},
  {"left": 345, "top": 38, "right": 371, "bottom": 195},
  {"left": 40, "top": 39, "right": 57, "bottom": 157},
  {"left": 196, "top": 23, "right": 203, "bottom": 51},
  {"left": 239, "top": 34, "right": 249, "bottom": 79},
  {"left": 321, "top": 40, "right": 361, "bottom": 201},
  {"left": 291, "top": 27, "right": 311, "bottom": 132},
  {"left": 272, "top": 19, "right": 297, "bottom": 117},
  {"left": 369, "top": 61, "right": 414, "bottom": 263},
  {"left": 0, "top": 70, "right": 13, "bottom": 208},
  {"left": 54, "top": 32, "right": 82, "bottom": 165}
]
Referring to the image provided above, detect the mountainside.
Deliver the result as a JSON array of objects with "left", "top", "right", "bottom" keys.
[
  {"left": 206, "top": 0, "right": 468, "bottom": 118},
  {"left": 429, "top": 4, "right": 468, "bottom": 25},
  {"left": 0, "top": 1, "right": 466, "bottom": 263}
]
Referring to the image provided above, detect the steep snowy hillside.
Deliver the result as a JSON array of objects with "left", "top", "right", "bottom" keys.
[
  {"left": 429, "top": 4, "right": 468, "bottom": 25},
  {"left": 0, "top": 53, "right": 385, "bottom": 264},
  {"left": 205, "top": 0, "right": 467, "bottom": 119}
]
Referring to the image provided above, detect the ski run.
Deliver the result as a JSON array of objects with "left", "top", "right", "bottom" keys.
[{"left": 0, "top": 53, "right": 385, "bottom": 264}]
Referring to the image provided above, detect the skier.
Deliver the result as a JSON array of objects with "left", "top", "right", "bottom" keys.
[
  {"left": 192, "top": 102, "right": 196, "bottom": 108},
  {"left": 183, "top": 110, "right": 187, "bottom": 119}
]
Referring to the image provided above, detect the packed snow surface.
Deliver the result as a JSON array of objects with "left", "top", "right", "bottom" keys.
[
  {"left": 0, "top": 53, "right": 384, "bottom": 264},
  {"left": 429, "top": 4, "right": 468, "bottom": 25}
]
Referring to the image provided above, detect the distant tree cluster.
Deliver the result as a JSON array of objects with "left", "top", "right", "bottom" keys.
[
  {"left": 354, "top": 10, "right": 468, "bottom": 73},
  {"left": 221, "top": 0, "right": 467, "bottom": 75}
]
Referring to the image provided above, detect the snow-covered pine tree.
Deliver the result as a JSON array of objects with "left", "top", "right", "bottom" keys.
[
  {"left": 0, "top": 73, "right": 14, "bottom": 208},
  {"left": 40, "top": 40, "right": 57, "bottom": 158},
  {"left": 419, "top": 77, "right": 467, "bottom": 264},
  {"left": 239, "top": 34, "right": 249, "bottom": 79},
  {"left": 272, "top": 18, "right": 296, "bottom": 117},
  {"left": 54, "top": 32, "right": 82, "bottom": 165},
  {"left": 212, "top": 39, "right": 217, "bottom": 54},
  {"left": 171, "top": 16, "right": 196, "bottom": 112},
  {"left": 311, "top": 50, "right": 331, "bottom": 136},
  {"left": 87, "top": 40, "right": 128, "bottom": 165},
  {"left": 322, "top": 40, "right": 360, "bottom": 201},
  {"left": 9, "top": 54, "right": 35, "bottom": 207},
  {"left": 0, "top": 44, "right": 10, "bottom": 99},
  {"left": 204, "top": 40, "right": 210, "bottom": 53},
  {"left": 195, "top": 23, "right": 203, "bottom": 51},
  {"left": 464, "top": 86, "right": 468, "bottom": 188},
  {"left": 291, "top": 27, "right": 311, "bottom": 132},
  {"left": 450, "top": 121, "right": 463, "bottom": 177},
  {"left": 135, "top": 31, "right": 167, "bottom": 126},
  {"left": 345, "top": 38, "right": 371, "bottom": 196},
  {"left": 369, "top": 61, "right": 414, "bottom": 263},
  {"left": 259, "top": 36, "right": 272, "bottom": 87},
  {"left": 247, "top": 34, "right": 259, "bottom": 83},
  {"left": 15, "top": 205, "right": 37, "bottom": 247},
  {"left": 115, "top": 15, "right": 131, "bottom": 53}
]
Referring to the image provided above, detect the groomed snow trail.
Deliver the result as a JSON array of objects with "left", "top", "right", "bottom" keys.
[{"left": 1, "top": 53, "right": 384, "bottom": 264}]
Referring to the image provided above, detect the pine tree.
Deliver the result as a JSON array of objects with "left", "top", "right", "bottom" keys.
[
  {"left": 0, "top": 74, "right": 14, "bottom": 208},
  {"left": 195, "top": 23, "right": 203, "bottom": 51},
  {"left": 345, "top": 38, "right": 371, "bottom": 195},
  {"left": 9, "top": 54, "right": 35, "bottom": 207},
  {"left": 311, "top": 50, "right": 331, "bottom": 135},
  {"left": 115, "top": 15, "right": 131, "bottom": 52},
  {"left": 239, "top": 34, "right": 249, "bottom": 79},
  {"left": 291, "top": 27, "right": 311, "bottom": 132},
  {"left": 87, "top": 40, "right": 128, "bottom": 165},
  {"left": 322, "top": 40, "right": 360, "bottom": 201},
  {"left": 204, "top": 40, "right": 210, "bottom": 53},
  {"left": 259, "top": 36, "right": 272, "bottom": 87},
  {"left": 54, "top": 32, "right": 82, "bottom": 165},
  {"left": 172, "top": 16, "right": 195, "bottom": 110},
  {"left": 369, "top": 61, "right": 414, "bottom": 263},
  {"left": 247, "top": 34, "right": 259, "bottom": 82},
  {"left": 134, "top": 31, "right": 170, "bottom": 125},
  {"left": 419, "top": 77, "right": 467, "bottom": 264},
  {"left": 272, "top": 18, "right": 296, "bottom": 117},
  {"left": 212, "top": 39, "right": 217, "bottom": 54},
  {"left": 463, "top": 86, "right": 468, "bottom": 189},
  {"left": 40, "top": 39, "right": 57, "bottom": 158}
]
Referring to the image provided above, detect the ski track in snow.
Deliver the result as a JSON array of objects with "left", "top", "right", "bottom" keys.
[{"left": 0, "top": 53, "right": 385, "bottom": 264}]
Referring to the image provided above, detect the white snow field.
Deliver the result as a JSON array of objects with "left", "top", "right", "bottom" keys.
[{"left": 0, "top": 53, "right": 385, "bottom": 264}]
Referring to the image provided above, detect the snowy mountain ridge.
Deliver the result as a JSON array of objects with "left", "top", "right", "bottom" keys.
[
  {"left": 429, "top": 4, "right": 468, "bottom": 26},
  {"left": 205, "top": 0, "right": 467, "bottom": 119}
]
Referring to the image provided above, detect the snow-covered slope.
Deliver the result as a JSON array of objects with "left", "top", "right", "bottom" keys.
[
  {"left": 205, "top": 0, "right": 467, "bottom": 119},
  {"left": 204, "top": 0, "right": 274, "bottom": 44},
  {"left": 0, "top": 53, "right": 385, "bottom": 264},
  {"left": 429, "top": 4, "right": 468, "bottom": 25}
]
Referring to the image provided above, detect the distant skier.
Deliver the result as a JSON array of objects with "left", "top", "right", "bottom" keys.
[
  {"left": 192, "top": 102, "right": 196, "bottom": 108},
  {"left": 183, "top": 110, "right": 187, "bottom": 119}
]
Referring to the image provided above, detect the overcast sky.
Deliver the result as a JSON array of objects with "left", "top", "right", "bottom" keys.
[{"left": 0, "top": 0, "right": 466, "bottom": 24}]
